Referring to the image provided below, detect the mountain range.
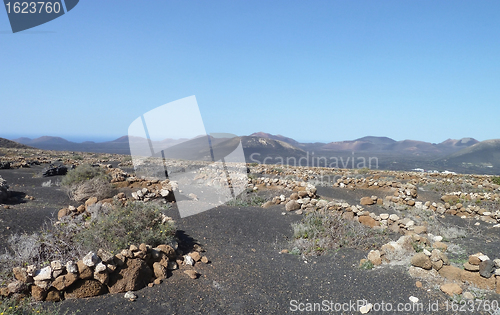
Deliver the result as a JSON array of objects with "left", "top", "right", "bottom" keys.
[{"left": 3, "top": 133, "right": 500, "bottom": 174}]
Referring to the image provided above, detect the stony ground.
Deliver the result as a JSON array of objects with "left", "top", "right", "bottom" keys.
[{"left": 0, "top": 154, "right": 500, "bottom": 314}]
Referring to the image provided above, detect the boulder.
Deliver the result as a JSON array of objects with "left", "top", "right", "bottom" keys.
[
  {"left": 440, "top": 283, "right": 462, "bottom": 296},
  {"left": 52, "top": 273, "right": 79, "bottom": 291},
  {"left": 30, "top": 285, "right": 47, "bottom": 301},
  {"left": 360, "top": 197, "right": 374, "bottom": 205},
  {"left": 438, "top": 266, "right": 463, "bottom": 281},
  {"left": 358, "top": 216, "right": 378, "bottom": 228},
  {"left": 153, "top": 262, "right": 167, "bottom": 280},
  {"left": 107, "top": 258, "right": 153, "bottom": 294},
  {"left": 479, "top": 260, "right": 496, "bottom": 278},
  {"left": 42, "top": 164, "right": 68, "bottom": 177},
  {"left": 411, "top": 253, "right": 432, "bottom": 270},
  {"left": 285, "top": 200, "right": 300, "bottom": 211},
  {"left": 65, "top": 279, "right": 107, "bottom": 299}
]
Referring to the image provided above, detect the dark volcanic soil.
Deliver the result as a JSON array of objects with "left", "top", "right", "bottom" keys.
[{"left": 0, "top": 167, "right": 499, "bottom": 314}]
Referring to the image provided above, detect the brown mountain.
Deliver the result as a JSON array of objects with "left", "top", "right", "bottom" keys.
[{"left": 0, "top": 137, "right": 31, "bottom": 149}]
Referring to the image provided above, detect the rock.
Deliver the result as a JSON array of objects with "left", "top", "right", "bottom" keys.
[
  {"left": 440, "top": 283, "right": 462, "bottom": 296},
  {"left": 42, "top": 164, "right": 68, "bottom": 177},
  {"left": 479, "top": 260, "right": 496, "bottom": 278},
  {"left": 77, "top": 260, "right": 93, "bottom": 280},
  {"left": 389, "top": 214, "right": 399, "bottom": 221},
  {"left": 95, "top": 262, "right": 107, "bottom": 273},
  {"left": 358, "top": 215, "right": 378, "bottom": 228},
  {"left": 124, "top": 291, "right": 137, "bottom": 300},
  {"left": 461, "top": 270, "right": 496, "bottom": 290},
  {"left": 153, "top": 262, "right": 167, "bottom": 280},
  {"left": 359, "top": 303, "right": 373, "bottom": 314},
  {"left": 34, "top": 280, "right": 50, "bottom": 290},
  {"left": 411, "top": 253, "right": 432, "bottom": 270},
  {"left": 360, "top": 197, "right": 374, "bottom": 205},
  {"left": 415, "top": 281, "right": 422, "bottom": 288},
  {"left": 463, "top": 262, "right": 480, "bottom": 272},
  {"left": 65, "top": 279, "right": 107, "bottom": 299},
  {"left": 262, "top": 201, "right": 274, "bottom": 208},
  {"left": 432, "top": 260, "right": 443, "bottom": 271},
  {"left": 97, "top": 249, "right": 115, "bottom": 263},
  {"left": 66, "top": 261, "right": 78, "bottom": 273},
  {"left": 184, "top": 270, "right": 199, "bottom": 279},
  {"left": 439, "top": 266, "right": 463, "bottom": 281},
  {"left": 184, "top": 255, "right": 195, "bottom": 266},
  {"left": 413, "top": 226, "right": 427, "bottom": 234},
  {"left": 52, "top": 273, "right": 79, "bottom": 291},
  {"left": 94, "top": 271, "right": 109, "bottom": 285},
  {"left": 201, "top": 256, "right": 209, "bottom": 264},
  {"left": 7, "top": 280, "right": 26, "bottom": 294},
  {"left": 107, "top": 258, "right": 153, "bottom": 294},
  {"left": 12, "top": 267, "right": 28, "bottom": 283},
  {"left": 380, "top": 213, "right": 389, "bottom": 220},
  {"left": 83, "top": 251, "right": 101, "bottom": 267},
  {"left": 58, "top": 208, "right": 69, "bottom": 219},
  {"left": 31, "top": 285, "right": 46, "bottom": 301},
  {"left": 367, "top": 250, "right": 382, "bottom": 265},
  {"left": 85, "top": 197, "right": 98, "bottom": 208},
  {"left": 33, "top": 266, "right": 52, "bottom": 281},
  {"left": 46, "top": 288, "right": 63, "bottom": 302},
  {"left": 188, "top": 251, "right": 201, "bottom": 262},
  {"left": 155, "top": 244, "right": 176, "bottom": 259},
  {"left": 463, "top": 291, "right": 475, "bottom": 300},
  {"left": 285, "top": 200, "right": 300, "bottom": 211}
]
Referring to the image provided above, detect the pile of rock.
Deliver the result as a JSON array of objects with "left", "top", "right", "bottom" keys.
[
  {"left": 0, "top": 243, "right": 208, "bottom": 302},
  {"left": 0, "top": 175, "right": 9, "bottom": 202},
  {"left": 412, "top": 251, "right": 500, "bottom": 295}
]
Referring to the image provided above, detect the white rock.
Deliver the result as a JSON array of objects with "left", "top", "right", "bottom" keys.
[
  {"left": 380, "top": 213, "right": 389, "bottom": 220},
  {"left": 33, "top": 266, "right": 52, "bottom": 281},
  {"left": 409, "top": 296, "right": 419, "bottom": 303},
  {"left": 124, "top": 291, "right": 137, "bottom": 300},
  {"left": 389, "top": 214, "right": 399, "bottom": 221},
  {"left": 83, "top": 251, "right": 101, "bottom": 267},
  {"left": 359, "top": 303, "right": 373, "bottom": 314},
  {"left": 479, "top": 255, "right": 490, "bottom": 261},
  {"left": 94, "top": 262, "right": 107, "bottom": 273},
  {"left": 423, "top": 249, "right": 431, "bottom": 256},
  {"left": 432, "top": 236, "right": 443, "bottom": 242},
  {"left": 66, "top": 261, "right": 78, "bottom": 273},
  {"left": 160, "top": 189, "right": 170, "bottom": 197},
  {"left": 184, "top": 255, "right": 194, "bottom": 266},
  {"left": 494, "top": 259, "right": 500, "bottom": 268},
  {"left": 50, "top": 260, "right": 63, "bottom": 270}
]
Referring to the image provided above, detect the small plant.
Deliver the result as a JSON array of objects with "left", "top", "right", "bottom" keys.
[
  {"left": 492, "top": 176, "right": 500, "bottom": 185},
  {"left": 249, "top": 162, "right": 258, "bottom": 167},
  {"left": 73, "top": 155, "right": 83, "bottom": 160},
  {"left": 61, "top": 164, "right": 114, "bottom": 201},
  {"left": 225, "top": 193, "right": 266, "bottom": 207},
  {"left": 74, "top": 201, "right": 176, "bottom": 254},
  {"left": 357, "top": 167, "right": 370, "bottom": 175},
  {"left": 411, "top": 241, "right": 424, "bottom": 253},
  {"left": 359, "top": 260, "right": 374, "bottom": 270},
  {"left": 291, "top": 212, "right": 393, "bottom": 256}
]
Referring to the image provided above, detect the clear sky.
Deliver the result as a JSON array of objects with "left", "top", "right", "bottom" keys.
[{"left": 1, "top": 1, "right": 499, "bottom": 144}]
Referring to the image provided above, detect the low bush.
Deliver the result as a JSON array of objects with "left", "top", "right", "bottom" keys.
[
  {"left": 492, "top": 176, "right": 500, "bottom": 186},
  {"left": 74, "top": 201, "right": 175, "bottom": 254},
  {"left": 61, "top": 164, "right": 114, "bottom": 201},
  {"left": 291, "top": 211, "right": 392, "bottom": 255},
  {"left": 0, "top": 201, "right": 176, "bottom": 285}
]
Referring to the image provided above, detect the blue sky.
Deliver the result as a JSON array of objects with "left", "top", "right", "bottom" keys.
[{"left": 1, "top": 1, "right": 499, "bottom": 143}]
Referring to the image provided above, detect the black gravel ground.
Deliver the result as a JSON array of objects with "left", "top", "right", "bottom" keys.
[{"left": 1, "top": 167, "right": 499, "bottom": 314}]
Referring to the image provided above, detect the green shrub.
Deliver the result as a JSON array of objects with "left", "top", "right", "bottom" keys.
[
  {"left": 359, "top": 260, "right": 374, "bottom": 270},
  {"left": 61, "top": 164, "right": 108, "bottom": 186},
  {"left": 61, "top": 164, "right": 114, "bottom": 201},
  {"left": 74, "top": 201, "right": 176, "bottom": 254},
  {"left": 225, "top": 193, "right": 266, "bottom": 207},
  {"left": 492, "top": 176, "right": 500, "bottom": 185}
]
